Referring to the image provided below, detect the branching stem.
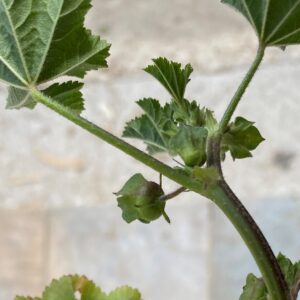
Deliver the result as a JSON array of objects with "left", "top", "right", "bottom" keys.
[{"left": 160, "top": 187, "right": 187, "bottom": 201}]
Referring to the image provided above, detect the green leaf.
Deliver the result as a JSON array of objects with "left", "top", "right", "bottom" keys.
[
  {"left": 43, "top": 81, "right": 85, "bottom": 115},
  {"left": 116, "top": 173, "right": 168, "bottom": 224},
  {"left": 240, "top": 254, "right": 300, "bottom": 300},
  {"left": 42, "top": 276, "right": 76, "bottom": 300},
  {"left": 6, "top": 87, "right": 36, "bottom": 110},
  {"left": 239, "top": 274, "right": 268, "bottom": 300},
  {"left": 0, "top": 0, "right": 110, "bottom": 109},
  {"left": 169, "top": 125, "right": 208, "bottom": 167},
  {"left": 222, "top": 0, "right": 300, "bottom": 47},
  {"left": 222, "top": 116, "right": 265, "bottom": 160},
  {"left": 107, "top": 286, "right": 142, "bottom": 300},
  {"left": 277, "top": 253, "right": 300, "bottom": 290},
  {"left": 123, "top": 98, "right": 177, "bottom": 154},
  {"left": 15, "top": 275, "right": 143, "bottom": 300},
  {"left": 144, "top": 57, "right": 193, "bottom": 105},
  {"left": 15, "top": 297, "right": 41, "bottom": 300}
]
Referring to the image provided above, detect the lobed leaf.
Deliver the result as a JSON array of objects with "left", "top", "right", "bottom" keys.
[
  {"left": 15, "top": 275, "right": 142, "bottom": 300},
  {"left": 222, "top": 0, "right": 300, "bottom": 47},
  {"left": 0, "top": 0, "right": 110, "bottom": 110},
  {"left": 107, "top": 286, "right": 142, "bottom": 300},
  {"left": 43, "top": 81, "right": 85, "bottom": 115},
  {"left": 221, "top": 116, "right": 265, "bottom": 160},
  {"left": 123, "top": 98, "right": 177, "bottom": 154},
  {"left": 144, "top": 57, "right": 193, "bottom": 106},
  {"left": 239, "top": 274, "right": 268, "bottom": 300},
  {"left": 240, "top": 254, "right": 300, "bottom": 300}
]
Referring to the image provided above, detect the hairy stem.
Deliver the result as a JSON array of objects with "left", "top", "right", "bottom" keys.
[
  {"left": 32, "top": 89, "right": 290, "bottom": 299},
  {"left": 219, "top": 45, "right": 265, "bottom": 133},
  {"left": 208, "top": 136, "right": 290, "bottom": 300},
  {"left": 31, "top": 89, "right": 211, "bottom": 197}
]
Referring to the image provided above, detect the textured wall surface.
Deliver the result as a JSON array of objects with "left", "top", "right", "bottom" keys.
[{"left": 1, "top": 1, "right": 300, "bottom": 299}]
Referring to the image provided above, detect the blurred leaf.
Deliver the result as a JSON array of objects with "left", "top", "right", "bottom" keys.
[
  {"left": 107, "top": 286, "right": 142, "bottom": 300},
  {"left": 277, "top": 253, "right": 300, "bottom": 290},
  {"left": 16, "top": 275, "right": 142, "bottom": 300},
  {"left": 222, "top": 0, "right": 300, "bottom": 47},
  {"left": 240, "top": 254, "right": 300, "bottom": 299},
  {"left": 240, "top": 274, "right": 268, "bottom": 300}
]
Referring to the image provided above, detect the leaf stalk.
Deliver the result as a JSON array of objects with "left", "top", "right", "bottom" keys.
[{"left": 219, "top": 45, "right": 265, "bottom": 133}]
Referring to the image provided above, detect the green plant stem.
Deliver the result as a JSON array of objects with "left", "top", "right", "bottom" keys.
[
  {"left": 31, "top": 89, "right": 210, "bottom": 197},
  {"left": 212, "top": 182, "right": 290, "bottom": 300},
  {"left": 207, "top": 136, "right": 290, "bottom": 300},
  {"left": 219, "top": 45, "right": 265, "bottom": 133},
  {"left": 32, "top": 89, "right": 290, "bottom": 299},
  {"left": 160, "top": 187, "right": 187, "bottom": 201}
]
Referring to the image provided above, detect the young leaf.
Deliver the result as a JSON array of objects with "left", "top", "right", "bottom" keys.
[
  {"left": 144, "top": 57, "right": 193, "bottom": 105},
  {"left": 222, "top": 0, "right": 300, "bottom": 47},
  {"left": 169, "top": 125, "right": 208, "bottom": 167},
  {"left": 171, "top": 99, "right": 206, "bottom": 127},
  {"left": 123, "top": 98, "right": 177, "bottom": 154},
  {"left": 221, "top": 116, "right": 265, "bottom": 160},
  {"left": 107, "top": 286, "right": 142, "bottom": 300},
  {"left": 0, "top": 0, "right": 110, "bottom": 109},
  {"left": 43, "top": 82, "right": 85, "bottom": 115},
  {"left": 116, "top": 173, "right": 169, "bottom": 224},
  {"left": 240, "top": 274, "right": 268, "bottom": 300}
]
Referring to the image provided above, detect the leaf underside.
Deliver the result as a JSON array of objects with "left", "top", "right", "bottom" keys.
[
  {"left": 0, "top": 0, "right": 110, "bottom": 109},
  {"left": 222, "top": 0, "right": 300, "bottom": 47}
]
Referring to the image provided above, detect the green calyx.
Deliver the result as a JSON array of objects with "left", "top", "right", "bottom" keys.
[{"left": 116, "top": 174, "right": 170, "bottom": 224}]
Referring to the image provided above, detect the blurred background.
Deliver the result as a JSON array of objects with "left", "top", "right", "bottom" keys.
[{"left": 1, "top": 0, "right": 300, "bottom": 299}]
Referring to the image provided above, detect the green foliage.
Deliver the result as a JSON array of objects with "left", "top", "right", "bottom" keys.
[
  {"left": 123, "top": 98, "right": 177, "bottom": 154},
  {"left": 221, "top": 117, "right": 265, "bottom": 160},
  {"left": 15, "top": 275, "right": 141, "bottom": 300},
  {"left": 240, "top": 274, "right": 268, "bottom": 300},
  {"left": 240, "top": 254, "right": 300, "bottom": 299},
  {"left": 0, "top": 0, "right": 110, "bottom": 110},
  {"left": 169, "top": 125, "right": 208, "bottom": 167},
  {"left": 115, "top": 173, "right": 170, "bottom": 224},
  {"left": 43, "top": 82, "right": 85, "bottom": 115},
  {"left": 222, "top": 0, "right": 300, "bottom": 47},
  {"left": 125, "top": 59, "right": 261, "bottom": 168},
  {"left": 277, "top": 253, "right": 300, "bottom": 290},
  {"left": 144, "top": 57, "right": 193, "bottom": 106}
]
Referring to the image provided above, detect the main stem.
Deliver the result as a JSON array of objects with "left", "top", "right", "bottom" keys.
[
  {"left": 212, "top": 44, "right": 290, "bottom": 299},
  {"left": 207, "top": 137, "right": 290, "bottom": 300}
]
